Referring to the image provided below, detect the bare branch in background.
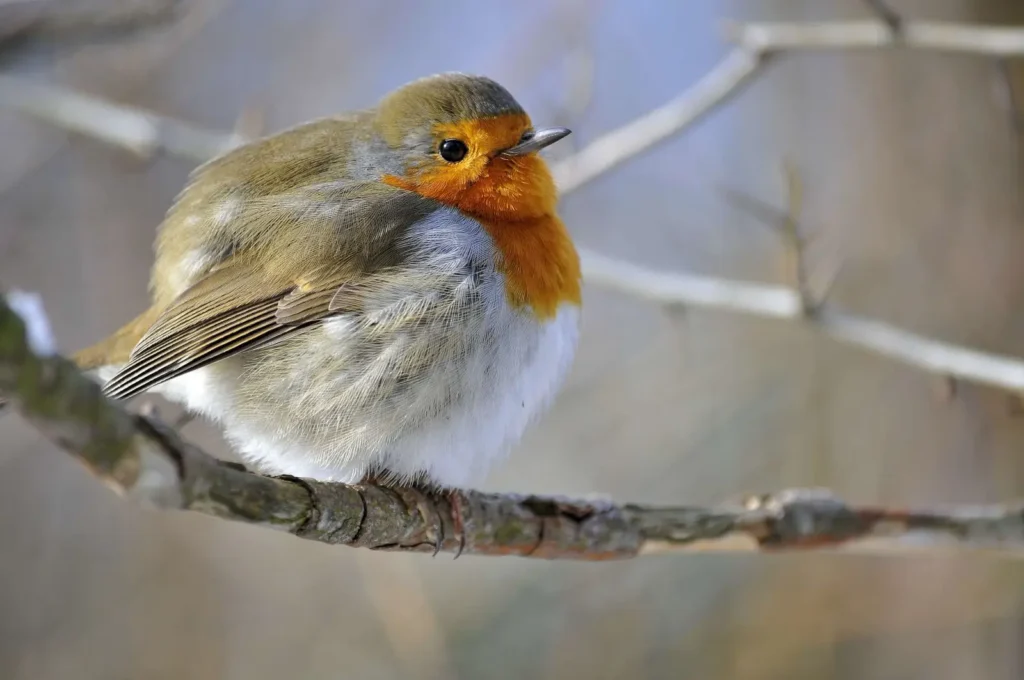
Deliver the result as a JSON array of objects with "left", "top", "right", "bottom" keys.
[
  {"left": 0, "top": 0, "right": 231, "bottom": 204},
  {"left": 554, "top": 17, "right": 1024, "bottom": 194},
  {"left": 861, "top": 0, "right": 904, "bottom": 37},
  {"left": 728, "top": 21, "right": 1024, "bottom": 57},
  {"left": 777, "top": 161, "right": 816, "bottom": 314},
  {"left": 2, "top": 292, "right": 1024, "bottom": 560},
  {"left": 995, "top": 59, "right": 1024, "bottom": 135},
  {"left": 580, "top": 250, "right": 1024, "bottom": 393},
  {"left": 0, "top": 0, "right": 185, "bottom": 48},
  {"left": 0, "top": 75, "right": 245, "bottom": 159},
  {"left": 553, "top": 47, "right": 764, "bottom": 194},
  {"left": 0, "top": 0, "right": 47, "bottom": 45}
]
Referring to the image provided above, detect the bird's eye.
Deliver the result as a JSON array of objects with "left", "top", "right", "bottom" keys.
[{"left": 439, "top": 139, "right": 468, "bottom": 163}]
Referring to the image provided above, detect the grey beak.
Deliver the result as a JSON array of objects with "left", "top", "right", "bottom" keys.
[{"left": 502, "top": 127, "right": 571, "bottom": 156}]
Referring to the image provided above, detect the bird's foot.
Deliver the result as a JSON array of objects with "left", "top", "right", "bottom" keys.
[
  {"left": 358, "top": 471, "right": 459, "bottom": 557},
  {"left": 447, "top": 488, "right": 466, "bottom": 559}
]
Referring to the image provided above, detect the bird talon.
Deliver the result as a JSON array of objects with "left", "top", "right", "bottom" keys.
[
  {"left": 449, "top": 489, "right": 466, "bottom": 559},
  {"left": 414, "top": 478, "right": 446, "bottom": 557},
  {"left": 430, "top": 492, "right": 445, "bottom": 558}
]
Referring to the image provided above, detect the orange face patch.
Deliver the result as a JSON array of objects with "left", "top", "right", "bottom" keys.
[
  {"left": 383, "top": 113, "right": 544, "bottom": 215},
  {"left": 382, "top": 113, "right": 580, "bottom": 319}
]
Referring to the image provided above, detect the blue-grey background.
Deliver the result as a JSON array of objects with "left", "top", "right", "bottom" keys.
[{"left": 2, "top": 0, "right": 1024, "bottom": 677}]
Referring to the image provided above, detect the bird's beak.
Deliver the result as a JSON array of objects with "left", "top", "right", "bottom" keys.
[{"left": 502, "top": 127, "right": 571, "bottom": 156}]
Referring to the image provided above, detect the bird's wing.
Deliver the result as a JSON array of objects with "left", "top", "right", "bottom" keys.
[
  {"left": 102, "top": 182, "right": 443, "bottom": 401},
  {"left": 101, "top": 262, "right": 354, "bottom": 400}
]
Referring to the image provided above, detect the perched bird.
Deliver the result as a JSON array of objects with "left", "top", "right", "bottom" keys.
[{"left": 68, "top": 73, "right": 581, "bottom": 488}]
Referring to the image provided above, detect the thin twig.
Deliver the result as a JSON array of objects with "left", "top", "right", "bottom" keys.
[
  {"left": 2, "top": 292, "right": 1024, "bottom": 560},
  {"left": 995, "top": 59, "right": 1024, "bottom": 135},
  {"left": 553, "top": 47, "right": 765, "bottom": 194},
  {"left": 0, "top": 74, "right": 245, "bottom": 159},
  {"left": 552, "top": 18, "right": 1024, "bottom": 194},
  {"left": 777, "top": 161, "right": 818, "bottom": 314},
  {"left": 729, "top": 21, "right": 1024, "bottom": 57},
  {"left": 581, "top": 249, "right": 1024, "bottom": 393},
  {"left": 0, "top": 0, "right": 185, "bottom": 48},
  {"left": 862, "top": 0, "right": 904, "bottom": 37}
]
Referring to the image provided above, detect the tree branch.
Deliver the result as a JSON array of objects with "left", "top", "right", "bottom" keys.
[
  {"left": 553, "top": 17, "right": 1024, "bottom": 194},
  {"left": 0, "top": 0, "right": 186, "bottom": 50},
  {"left": 728, "top": 20, "right": 1024, "bottom": 56},
  {"left": 862, "top": 0, "right": 903, "bottom": 36},
  {"left": 552, "top": 47, "right": 765, "bottom": 194},
  {"left": 0, "top": 74, "right": 245, "bottom": 159},
  {"left": 581, "top": 249, "right": 1024, "bottom": 393},
  {"left": 3, "top": 292, "right": 1024, "bottom": 560}
]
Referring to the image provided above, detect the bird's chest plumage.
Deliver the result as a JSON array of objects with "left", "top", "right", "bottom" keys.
[{"left": 157, "top": 207, "right": 581, "bottom": 486}]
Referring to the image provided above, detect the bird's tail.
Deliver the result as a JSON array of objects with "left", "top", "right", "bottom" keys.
[{"left": 72, "top": 306, "right": 159, "bottom": 372}]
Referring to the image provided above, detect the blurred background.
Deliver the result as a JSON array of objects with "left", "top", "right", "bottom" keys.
[{"left": 3, "top": 0, "right": 1024, "bottom": 677}]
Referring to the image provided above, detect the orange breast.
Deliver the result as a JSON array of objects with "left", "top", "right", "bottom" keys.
[{"left": 477, "top": 213, "right": 581, "bottom": 320}]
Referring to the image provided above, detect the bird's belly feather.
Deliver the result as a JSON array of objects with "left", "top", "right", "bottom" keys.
[{"left": 156, "top": 302, "right": 578, "bottom": 486}]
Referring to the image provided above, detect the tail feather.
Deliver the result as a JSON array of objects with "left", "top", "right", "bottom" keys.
[{"left": 74, "top": 305, "right": 161, "bottom": 372}]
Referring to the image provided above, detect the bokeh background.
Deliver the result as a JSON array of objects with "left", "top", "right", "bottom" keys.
[{"left": 3, "top": 0, "right": 1024, "bottom": 677}]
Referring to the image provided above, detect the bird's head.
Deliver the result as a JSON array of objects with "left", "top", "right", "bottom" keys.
[{"left": 373, "top": 73, "right": 570, "bottom": 221}]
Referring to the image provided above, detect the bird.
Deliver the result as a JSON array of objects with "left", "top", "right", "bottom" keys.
[{"left": 62, "top": 72, "right": 582, "bottom": 489}]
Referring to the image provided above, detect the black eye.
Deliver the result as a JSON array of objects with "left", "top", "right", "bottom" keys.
[{"left": 439, "top": 139, "right": 468, "bottom": 163}]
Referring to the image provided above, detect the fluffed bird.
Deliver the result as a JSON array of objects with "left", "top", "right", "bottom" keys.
[{"left": 66, "top": 72, "right": 581, "bottom": 488}]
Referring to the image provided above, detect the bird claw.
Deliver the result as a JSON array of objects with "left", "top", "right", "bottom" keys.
[
  {"left": 388, "top": 476, "right": 447, "bottom": 557},
  {"left": 448, "top": 489, "right": 466, "bottom": 559},
  {"left": 429, "top": 493, "right": 445, "bottom": 558},
  {"left": 361, "top": 472, "right": 465, "bottom": 558}
]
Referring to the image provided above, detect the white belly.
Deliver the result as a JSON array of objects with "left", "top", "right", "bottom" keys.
[
  {"left": 379, "top": 303, "right": 579, "bottom": 485},
  {"left": 153, "top": 303, "right": 579, "bottom": 486}
]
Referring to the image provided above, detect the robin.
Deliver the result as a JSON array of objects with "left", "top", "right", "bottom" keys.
[{"left": 65, "top": 72, "right": 582, "bottom": 489}]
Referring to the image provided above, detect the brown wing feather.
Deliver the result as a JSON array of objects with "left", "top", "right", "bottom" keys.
[
  {"left": 102, "top": 265, "right": 353, "bottom": 400},
  {"left": 130, "top": 263, "right": 283, "bottom": 356}
]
